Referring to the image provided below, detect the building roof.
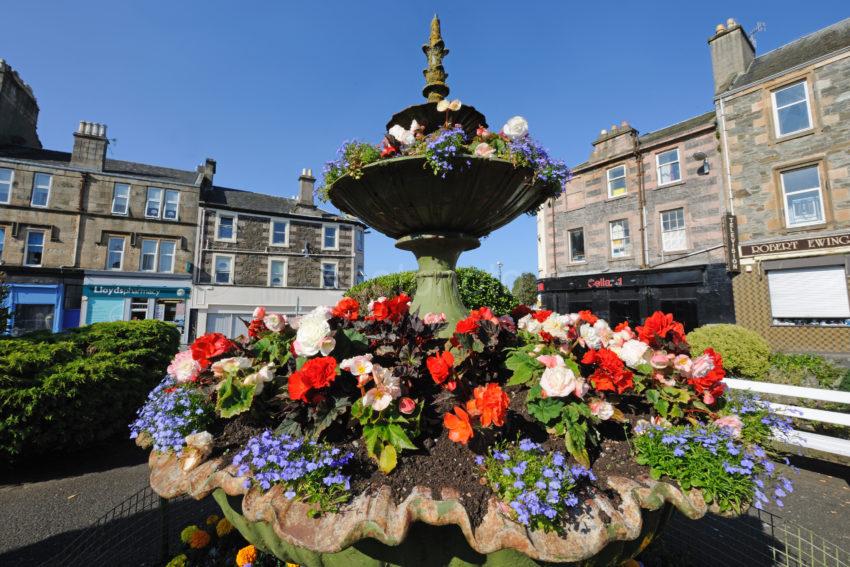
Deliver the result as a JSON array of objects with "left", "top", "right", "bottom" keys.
[
  {"left": 728, "top": 17, "right": 850, "bottom": 91},
  {"left": 0, "top": 145, "right": 200, "bottom": 185},
  {"left": 202, "top": 185, "right": 361, "bottom": 224},
  {"left": 572, "top": 111, "right": 716, "bottom": 172}
]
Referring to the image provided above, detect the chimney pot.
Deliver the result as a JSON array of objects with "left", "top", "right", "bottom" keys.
[
  {"left": 727, "top": 18, "right": 737, "bottom": 27},
  {"left": 715, "top": 23, "right": 726, "bottom": 33},
  {"left": 71, "top": 120, "right": 109, "bottom": 171},
  {"left": 297, "top": 168, "right": 316, "bottom": 208},
  {"left": 600, "top": 129, "right": 607, "bottom": 136},
  {"left": 621, "top": 120, "right": 629, "bottom": 128}
]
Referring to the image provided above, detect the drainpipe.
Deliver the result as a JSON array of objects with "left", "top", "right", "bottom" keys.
[
  {"left": 549, "top": 198, "right": 558, "bottom": 277},
  {"left": 72, "top": 172, "right": 89, "bottom": 268},
  {"left": 634, "top": 135, "right": 648, "bottom": 268},
  {"left": 717, "top": 97, "right": 735, "bottom": 216}
]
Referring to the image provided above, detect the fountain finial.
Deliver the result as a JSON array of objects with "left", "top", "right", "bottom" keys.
[{"left": 422, "top": 15, "right": 450, "bottom": 102}]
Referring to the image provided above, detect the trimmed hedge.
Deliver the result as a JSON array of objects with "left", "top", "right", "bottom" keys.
[
  {"left": 686, "top": 324, "right": 772, "bottom": 380},
  {"left": 345, "top": 267, "right": 518, "bottom": 315},
  {"left": 0, "top": 320, "right": 180, "bottom": 462}
]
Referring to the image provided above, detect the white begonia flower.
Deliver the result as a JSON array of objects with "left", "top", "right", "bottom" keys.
[
  {"left": 474, "top": 142, "right": 496, "bottom": 158},
  {"left": 541, "top": 313, "right": 571, "bottom": 340},
  {"left": 243, "top": 363, "right": 275, "bottom": 394},
  {"left": 518, "top": 313, "right": 543, "bottom": 334},
  {"left": 340, "top": 354, "right": 373, "bottom": 376},
  {"left": 448, "top": 99, "right": 462, "bottom": 111},
  {"left": 211, "top": 356, "right": 253, "bottom": 378},
  {"left": 263, "top": 312, "right": 287, "bottom": 332},
  {"left": 589, "top": 400, "right": 615, "bottom": 420},
  {"left": 612, "top": 339, "right": 650, "bottom": 369},
  {"left": 361, "top": 365, "right": 401, "bottom": 411},
  {"left": 294, "top": 313, "right": 333, "bottom": 357},
  {"left": 502, "top": 116, "right": 529, "bottom": 139},
  {"left": 539, "top": 365, "right": 578, "bottom": 398},
  {"left": 579, "top": 323, "right": 603, "bottom": 350}
]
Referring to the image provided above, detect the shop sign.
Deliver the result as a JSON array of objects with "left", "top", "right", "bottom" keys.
[
  {"left": 83, "top": 285, "right": 190, "bottom": 299},
  {"left": 587, "top": 276, "right": 624, "bottom": 288},
  {"left": 740, "top": 232, "right": 850, "bottom": 257},
  {"left": 722, "top": 213, "right": 740, "bottom": 272}
]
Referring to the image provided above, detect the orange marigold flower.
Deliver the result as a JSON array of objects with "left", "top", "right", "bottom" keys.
[
  {"left": 444, "top": 406, "right": 474, "bottom": 444},
  {"left": 466, "top": 383, "right": 509, "bottom": 428},
  {"left": 236, "top": 544, "right": 258, "bottom": 566},
  {"left": 188, "top": 528, "right": 211, "bottom": 549}
]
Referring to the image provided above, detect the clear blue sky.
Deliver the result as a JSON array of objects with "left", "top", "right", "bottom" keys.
[{"left": 3, "top": 1, "right": 847, "bottom": 287}]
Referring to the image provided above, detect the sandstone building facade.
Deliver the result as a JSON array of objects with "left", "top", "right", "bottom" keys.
[{"left": 712, "top": 17, "right": 850, "bottom": 355}]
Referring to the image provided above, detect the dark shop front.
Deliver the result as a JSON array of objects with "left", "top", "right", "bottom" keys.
[{"left": 538, "top": 264, "right": 734, "bottom": 332}]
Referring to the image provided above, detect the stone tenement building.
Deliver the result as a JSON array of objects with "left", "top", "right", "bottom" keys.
[
  {"left": 0, "top": 58, "right": 366, "bottom": 340},
  {"left": 536, "top": 112, "right": 732, "bottom": 331},
  {"left": 711, "top": 17, "right": 850, "bottom": 355},
  {"left": 192, "top": 169, "right": 366, "bottom": 339}
]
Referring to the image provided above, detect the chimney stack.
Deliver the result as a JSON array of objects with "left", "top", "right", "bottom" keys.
[
  {"left": 298, "top": 168, "right": 316, "bottom": 208},
  {"left": 708, "top": 18, "right": 755, "bottom": 94},
  {"left": 197, "top": 157, "right": 216, "bottom": 187},
  {"left": 70, "top": 121, "right": 109, "bottom": 171},
  {"left": 0, "top": 59, "right": 42, "bottom": 148}
]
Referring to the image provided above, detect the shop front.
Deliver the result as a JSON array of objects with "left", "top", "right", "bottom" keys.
[
  {"left": 1, "top": 267, "right": 83, "bottom": 335},
  {"left": 82, "top": 273, "right": 191, "bottom": 343},
  {"left": 538, "top": 263, "right": 735, "bottom": 332}
]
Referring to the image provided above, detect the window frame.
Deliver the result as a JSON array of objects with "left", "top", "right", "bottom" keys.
[
  {"left": 609, "top": 219, "right": 631, "bottom": 259},
  {"left": 111, "top": 183, "right": 130, "bottom": 215},
  {"left": 212, "top": 253, "right": 235, "bottom": 285},
  {"left": 31, "top": 172, "right": 52, "bottom": 208},
  {"left": 106, "top": 236, "right": 125, "bottom": 270},
  {"left": 162, "top": 190, "right": 180, "bottom": 221},
  {"left": 269, "top": 218, "right": 290, "bottom": 247},
  {"left": 214, "top": 212, "right": 237, "bottom": 242},
  {"left": 772, "top": 80, "right": 814, "bottom": 138},
  {"left": 568, "top": 227, "right": 585, "bottom": 263},
  {"left": 145, "top": 187, "right": 164, "bottom": 219},
  {"left": 321, "top": 223, "right": 339, "bottom": 251},
  {"left": 158, "top": 240, "right": 177, "bottom": 273},
  {"left": 655, "top": 148, "right": 682, "bottom": 186},
  {"left": 24, "top": 229, "right": 46, "bottom": 267},
  {"left": 0, "top": 167, "right": 14, "bottom": 204},
  {"left": 320, "top": 260, "right": 339, "bottom": 289},
  {"left": 139, "top": 239, "right": 159, "bottom": 272},
  {"left": 355, "top": 229, "right": 365, "bottom": 252},
  {"left": 660, "top": 208, "right": 687, "bottom": 252},
  {"left": 267, "top": 257, "right": 288, "bottom": 287},
  {"left": 606, "top": 165, "right": 627, "bottom": 198},
  {"left": 779, "top": 164, "right": 826, "bottom": 228}
]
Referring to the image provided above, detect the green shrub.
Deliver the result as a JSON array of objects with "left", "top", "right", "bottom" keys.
[
  {"left": 345, "top": 267, "right": 518, "bottom": 315},
  {"left": 686, "top": 324, "right": 771, "bottom": 380},
  {"left": 0, "top": 320, "right": 180, "bottom": 462},
  {"left": 511, "top": 272, "right": 538, "bottom": 306}
]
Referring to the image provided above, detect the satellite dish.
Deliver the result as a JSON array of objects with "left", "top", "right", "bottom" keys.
[{"left": 692, "top": 152, "right": 707, "bottom": 161}]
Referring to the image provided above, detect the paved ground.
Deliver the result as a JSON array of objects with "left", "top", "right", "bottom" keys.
[{"left": 0, "top": 443, "right": 848, "bottom": 566}]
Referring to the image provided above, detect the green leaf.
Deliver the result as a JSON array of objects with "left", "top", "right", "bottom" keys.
[
  {"left": 295, "top": 356, "right": 308, "bottom": 370},
  {"left": 527, "top": 397, "right": 565, "bottom": 424},
  {"left": 645, "top": 389, "right": 660, "bottom": 404},
  {"left": 342, "top": 328, "right": 367, "bottom": 348},
  {"left": 670, "top": 404, "right": 684, "bottom": 418},
  {"left": 650, "top": 468, "right": 663, "bottom": 480},
  {"left": 565, "top": 428, "right": 590, "bottom": 468},
  {"left": 636, "top": 363, "right": 653, "bottom": 376},
  {"left": 362, "top": 426, "right": 381, "bottom": 457},
  {"left": 378, "top": 443, "right": 397, "bottom": 474},
  {"left": 505, "top": 351, "right": 541, "bottom": 386},
  {"left": 216, "top": 376, "right": 256, "bottom": 418},
  {"left": 654, "top": 399, "right": 670, "bottom": 417},
  {"left": 386, "top": 424, "right": 418, "bottom": 451}
]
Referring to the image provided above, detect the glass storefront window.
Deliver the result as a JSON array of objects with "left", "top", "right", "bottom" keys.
[{"left": 13, "top": 304, "right": 54, "bottom": 335}]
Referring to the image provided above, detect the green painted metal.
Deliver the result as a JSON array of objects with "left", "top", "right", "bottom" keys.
[{"left": 212, "top": 489, "right": 673, "bottom": 567}]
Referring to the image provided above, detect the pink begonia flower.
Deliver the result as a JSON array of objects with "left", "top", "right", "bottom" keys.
[
  {"left": 690, "top": 352, "right": 716, "bottom": 378},
  {"left": 536, "top": 354, "right": 565, "bottom": 368},
  {"left": 498, "top": 315, "right": 516, "bottom": 332},
  {"left": 714, "top": 414, "right": 743, "bottom": 438},
  {"left": 211, "top": 356, "right": 252, "bottom": 378},
  {"left": 649, "top": 350, "right": 672, "bottom": 369},
  {"left": 653, "top": 370, "right": 676, "bottom": 387},
  {"left": 361, "top": 366, "right": 401, "bottom": 411},
  {"left": 252, "top": 306, "right": 266, "bottom": 319},
  {"left": 243, "top": 363, "right": 275, "bottom": 394},
  {"left": 589, "top": 399, "right": 614, "bottom": 420},
  {"left": 474, "top": 142, "right": 496, "bottom": 158},
  {"left": 651, "top": 415, "right": 672, "bottom": 428},
  {"left": 168, "top": 350, "right": 201, "bottom": 383},
  {"left": 263, "top": 312, "right": 287, "bottom": 333},
  {"left": 340, "top": 354, "right": 373, "bottom": 376},
  {"left": 423, "top": 312, "right": 447, "bottom": 325},
  {"left": 399, "top": 397, "right": 416, "bottom": 415},
  {"left": 672, "top": 354, "right": 693, "bottom": 375}
]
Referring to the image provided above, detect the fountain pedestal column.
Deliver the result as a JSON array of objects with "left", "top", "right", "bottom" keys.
[{"left": 395, "top": 232, "right": 480, "bottom": 330}]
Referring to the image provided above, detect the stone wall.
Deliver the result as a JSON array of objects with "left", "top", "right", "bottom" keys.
[{"left": 0, "top": 60, "right": 40, "bottom": 148}]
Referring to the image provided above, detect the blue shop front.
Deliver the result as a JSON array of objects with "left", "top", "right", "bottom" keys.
[
  {"left": 5, "top": 283, "right": 64, "bottom": 335},
  {"left": 82, "top": 273, "right": 191, "bottom": 343}
]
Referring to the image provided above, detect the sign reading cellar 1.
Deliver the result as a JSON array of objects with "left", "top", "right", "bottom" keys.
[{"left": 82, "top": 283, "right": 191, "bottom": 337}]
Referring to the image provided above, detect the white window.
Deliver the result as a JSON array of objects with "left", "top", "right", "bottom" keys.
[
  {"left": 355, "top": 229, "right": 365, "bottom": 252},
  {"left": 569, "top": 228, "right": 585, "bottom": 262},
  {"left": 607, "top": 165, "right": 626, "bottom": 198},
  {"left": 163, "top": 190, "right": 180, "bottom": 220},
  {"left": 0, "top": 227, "right": 5, "bottom": 258},
  {"left": 158, "top": 240, "right": 176, "bottom": 273},
  {"left": 31, "top": 173, "right": 51, "bottom": 207},
  {"left": 268, "top": 258, "right": 287, "bottom": 287},
  {"left": 321, "top": 261, "right": 338, "bottom": 288},
  {"left": 24, "top": 230, "right": 45, "bottom": 266},
  {"left": 780, "top": 165, "right": 825, "bottom": 228},
  {"left": 322, "top": 224, "right": 338, "bottom": 250},
  {"left": 768, "top": 266, "right": 850, "bottom": 321},
  {"left": 213, "top": 254, "right": 234, "bottom": 284},
  {"left": 656, "top": 149, "right": 681, "bottom": 185},
  {"left": 270, "top": 220, "right": 288, "bottom": 246},
  {"left": 356, "top": 263, "right": 365, "bottom": 284},
  {"left": 609, "top": 219, "right": 631, "bottom": 258},
  {"left": 0, "top": 168, "right": 13, "bottom": 204},
  {"left": 145, "top": 188, "right": 163, "bottom": 218},
  {"left": 216, "top": 214, "right": 236, "bottom": 241},
  {"left": 660, "top": 208, "right": 687, "bottom": 252},
  {"left": 773, "top": 81, "right": 812, "bottom": 137},
  {"left": 106, "top": 236, "right": 125, "bottom": 270},
  {"left": 112, "top": 183, "right": 130, "bottom": 215},
  {"left": 140, "top": 239, "right": 158, "bottom": 271}
]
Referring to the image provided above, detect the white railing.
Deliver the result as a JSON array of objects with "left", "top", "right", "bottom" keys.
[{"left": 724, "top": 377, "right": 850, "bottom": 458}]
